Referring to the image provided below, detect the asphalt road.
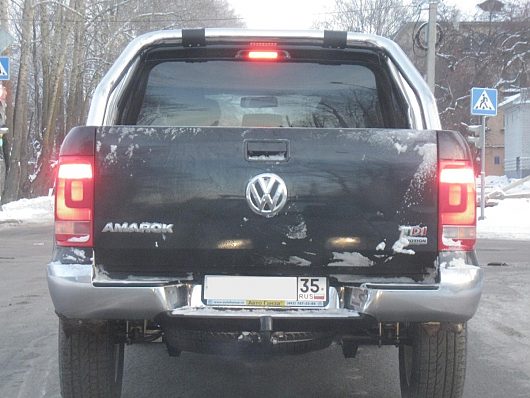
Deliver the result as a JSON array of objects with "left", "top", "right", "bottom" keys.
[{"left": 1, "top": 223, "right": 529, "bottom": 397}]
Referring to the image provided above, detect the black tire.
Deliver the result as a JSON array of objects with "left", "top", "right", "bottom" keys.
[
  {"left": 59, "top": 318, "right": 124, "bottom": 398},
  {"left": 399, "top": 323, "right": 467, "bottom": 398}
]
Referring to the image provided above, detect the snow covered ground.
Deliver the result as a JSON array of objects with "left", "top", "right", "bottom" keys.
[
  {"left": 477, "top": 197, "right": 530, "bottom": 240},
  {"left": 0, "top": 196, "right": 54, "bottom": 226},
  {"left": 0, "top": 176, "right": 529, "bottom": 240},
  {"left": 476, "top": 176, "right": 530, "bottom": 240}
]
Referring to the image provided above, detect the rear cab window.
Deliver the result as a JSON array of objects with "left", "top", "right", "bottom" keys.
[{"left": 119, "top": 47, "right": 410, "bottom": 129}]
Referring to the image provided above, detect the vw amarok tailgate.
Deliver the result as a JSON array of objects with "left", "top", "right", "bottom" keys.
[{"left": 93, "top": 127, "right": 438, "bottom": 281}]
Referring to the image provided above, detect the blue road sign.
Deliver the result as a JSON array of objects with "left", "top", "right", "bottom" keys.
[
  {"left": 0, "top": 57, "right": 9, "bottom": 81},
  {"left": 471, "top": 87, "right": 497, "bottom": 116}
]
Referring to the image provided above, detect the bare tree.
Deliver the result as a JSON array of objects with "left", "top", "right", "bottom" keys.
[
  {"left": 0, "top": 0, "right": 11, "bottom": 196},
  {"left": 392, "top": 1, "right": 529, "bottom": 133},
  {"left": 2, "top": 0, "right": 34, "bottom": 203},
  {"left": 315, "top": 0, "right": 415, "bottom": 37},
  {"left": 32, "top": 0, "right": 77, "bottom": 193},
  {"left": 434, "top": 0, "right": 529, "bottom": 130},
  {"left": 1, "top": 0, "right": 244, "bottom": 202}
]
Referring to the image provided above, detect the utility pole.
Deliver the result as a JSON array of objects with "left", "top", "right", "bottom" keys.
[
  {"left": 426, "top": 1, "right": 438, "bottom": 93},
  {"left": 479, "top": 116, "right": 486, "bottom": 220}
]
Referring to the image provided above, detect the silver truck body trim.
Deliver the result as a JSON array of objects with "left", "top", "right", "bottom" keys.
[
  {"left": 87, "top": 29, "right": 440, "bottom": 130},
  {"left": 47, "top": 263, "right": 482, "bottom": 323}
]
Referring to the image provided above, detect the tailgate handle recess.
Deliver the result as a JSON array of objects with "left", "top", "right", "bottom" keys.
[{"left": 245, "top": 140, "right": 289, "bottom": 162}]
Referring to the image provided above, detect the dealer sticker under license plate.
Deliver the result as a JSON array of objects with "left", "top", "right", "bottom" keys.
[{"left": 203, "top": 276, "right": 328, "bottom": 307}]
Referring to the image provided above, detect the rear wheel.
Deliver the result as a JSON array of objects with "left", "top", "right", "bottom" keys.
[
  {"left": 59, "top": 318, "right": 124, "bottom": 398},
  {"left": 399, "top": 322, "right": 467, "bottom": 398}
]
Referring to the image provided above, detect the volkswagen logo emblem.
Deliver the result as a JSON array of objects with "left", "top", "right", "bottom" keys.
[{"left": 246, "top": 173, "right": 288, "bottom": 218}]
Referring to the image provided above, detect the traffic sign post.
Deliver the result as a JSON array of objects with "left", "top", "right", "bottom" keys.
[
  {"left": 479, "top": 116, "right": 486, "bottom": 220},
  {"left": 471, "top": 87, "right": 498, "bottom": 221},
  {"left": 471, "top": 88, "right": 497, "bottom": 117}
]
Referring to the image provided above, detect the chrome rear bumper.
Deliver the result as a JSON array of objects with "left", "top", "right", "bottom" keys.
[{"left": 47, "top": 262, "right": 482, "bottom": 323}]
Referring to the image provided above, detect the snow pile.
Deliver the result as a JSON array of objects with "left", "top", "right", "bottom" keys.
[
  {"left": 0, "top": 196, "right": 54, "bottom": 225},
  {"left": 484, "top": 175, "right": 510, "bottom": 189},
  {"left": 477, "top": 198, "right": 530, "bottom": 240},
  {"left": 508, "top": 179, "right": 530, "bottom": 195},
  {"left": 477, "top": 176, "right": 530, "bottom": 240},
  {"left": 480, "top": 175, "right": 530, "bottom": 197}
]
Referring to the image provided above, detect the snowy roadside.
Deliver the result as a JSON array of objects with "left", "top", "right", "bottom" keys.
[
  {"left": 0, "top": 196, "right": 54, "bottom": 227},
  {"left": 476, "top": 176, "right": 530, "bottom": 240},
  {"left": 477, "top": 198, "right": 530, "bottom": 240}
]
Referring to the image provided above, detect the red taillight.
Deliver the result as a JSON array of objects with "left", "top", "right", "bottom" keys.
[
  {"left": 248, "top": 50, "right": 279, "bottom": 60},
  {"left": 439, "top": 160, "right": 476, "bottom": 251},
  {"left": 58, "top": 163, "right": 93, "bottom": 179},
  {"left": 55, "top": 156, "right": 94, "bottom": 247},
  {"left": 237, "top": 49, "right": 290, "bottom": 61}
]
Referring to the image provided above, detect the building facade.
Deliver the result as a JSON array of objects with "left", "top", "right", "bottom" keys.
[
  {"left": 484, "top": 109, "right": 505, "bottom": 176},
  {"left": 500, "top": 88, "right": 530, "bottom": 178}
]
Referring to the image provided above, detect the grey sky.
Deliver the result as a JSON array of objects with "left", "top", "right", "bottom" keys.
[{"left": 227, "top": 0, "right": 481, "bottom": 30}]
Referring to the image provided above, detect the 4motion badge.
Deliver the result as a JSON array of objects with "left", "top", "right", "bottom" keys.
[{"left": 246, "top": 173, "right": 288, "bottom": 218}]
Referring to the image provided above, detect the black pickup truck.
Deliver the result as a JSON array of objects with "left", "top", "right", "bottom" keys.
[{"left": 48, "top": 29, "right": 482, "bottom": 398}]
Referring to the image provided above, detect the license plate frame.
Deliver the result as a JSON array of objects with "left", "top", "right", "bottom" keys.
[{"left": 202, "top": 275, "right": 328, "bottom": 308}]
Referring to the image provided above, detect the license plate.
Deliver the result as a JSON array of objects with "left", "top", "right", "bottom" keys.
[{"left": 203, "top": 276, "right": 328, "bottom": 308}]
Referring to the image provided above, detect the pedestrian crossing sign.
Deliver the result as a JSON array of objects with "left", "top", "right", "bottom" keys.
[
  {"left": 471, "top": 87, "right": 497, "bottom": 116},
  {"left": 0, "top": 57, "right": 9, "bottom": 81}
]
